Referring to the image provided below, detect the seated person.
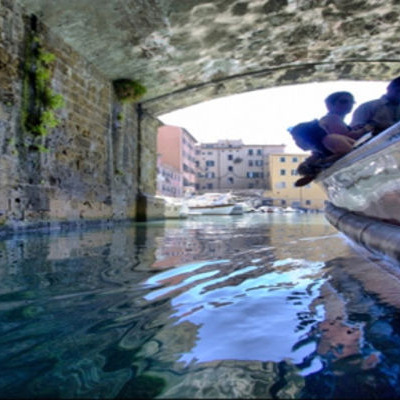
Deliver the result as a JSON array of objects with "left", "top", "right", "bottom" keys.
[
  {"left": 351, "top": 76, "right": 400, "bottom": 136},
  {"left": 319, "top": 91, "right": 372, "bottom": 156},
  {"left": 294, "top": 92, "right": 371, "bottom": 186}
]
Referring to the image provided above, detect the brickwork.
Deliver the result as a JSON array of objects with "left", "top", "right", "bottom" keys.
[
  {"left": 138, "top": 113, "right": 164, "bottom": 220},
  {"left": 41, "top": 22, "right": 115, "bottom": 221},
  {"left": 0, "top": 0, "right": 26, "bottom": 224}
]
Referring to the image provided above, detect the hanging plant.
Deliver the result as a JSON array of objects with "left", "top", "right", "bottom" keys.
[
  {"left": 21, "top": 31, "right": 65, "bottom": 147},
  {"left": 113, "top": 79, "right": 147, "bottom": 103}
]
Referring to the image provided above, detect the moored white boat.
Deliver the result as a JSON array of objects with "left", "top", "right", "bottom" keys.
[
  {"left": 186, "top": 193, "right": 244, "bottom": 216},
  {"left": 187, "top": 203, "right": 238, "bottom": 215},
  {"left": 159, "top": 196, "right": 189, "bottom": 219},
  {"left": 315, "top": 121, "right": 400, "bottom": 263}
]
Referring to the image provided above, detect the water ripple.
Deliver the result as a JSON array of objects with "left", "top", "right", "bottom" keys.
[{"left": 0, "top": 215, "right": 399, "bottom": 398}]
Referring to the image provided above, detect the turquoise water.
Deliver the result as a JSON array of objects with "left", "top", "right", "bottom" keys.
[{"left": 1, "top": 213, "right": 400, "bottom": 398}]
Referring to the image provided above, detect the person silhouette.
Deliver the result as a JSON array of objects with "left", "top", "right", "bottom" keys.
[
  {"left": 294, "top": 91, "right": 371, "bottom": 187},
  {"left": 351, "top": 76, "right": 400, "bottom": 136},
  {"left": 319, "top": 91, "right": 371, "bottom": 155}
]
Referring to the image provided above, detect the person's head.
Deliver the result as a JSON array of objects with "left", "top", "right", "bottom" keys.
[
  {"left": 386, "top": 76, "right": 400, "bottom": 104},
  {"left": 325, "top": 91, "right": 355, "bottom": 116}
]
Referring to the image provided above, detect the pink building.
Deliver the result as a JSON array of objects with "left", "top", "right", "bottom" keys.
[
  {"left": 156, "top": 154, "right": 182, "bottom": 197},
  {"left": 157, "top": 125, "right": 197, "bottom": 196}
]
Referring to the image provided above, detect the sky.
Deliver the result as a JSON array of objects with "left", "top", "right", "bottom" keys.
[{"left": 159, "top": 80, "right": 388, "bottom": 153}]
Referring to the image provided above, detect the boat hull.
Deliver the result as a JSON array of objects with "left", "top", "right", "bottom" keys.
[
  {"left": 316, "top": 122, "right": 400, "bottom": 263},
  {"left": 317, "top": 122, "right": 400, "bottom": 226},
  {"left": 164, "top": 204, "right": 188, "bottom": 219},
  {"left": 188, "top": 203, "right": 237, "bottom": 215},
  {"left": 325, "top": 202, "right": 400, "bottom": 263}
]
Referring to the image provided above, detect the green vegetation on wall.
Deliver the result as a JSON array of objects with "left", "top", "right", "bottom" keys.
[
  {"left": 21, "top": 27, "right": 64, "bottom": 151},
  {"left": 113, "top": 79, "right": 147, "bottom": 104}
]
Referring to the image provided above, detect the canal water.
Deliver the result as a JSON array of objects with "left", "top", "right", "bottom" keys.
[{"left": 1, "top": 213, "right": 400, "bottom": 399}]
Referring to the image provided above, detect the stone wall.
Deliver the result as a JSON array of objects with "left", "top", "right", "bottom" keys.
[
  {"left": 136, "top": 108, "right": 165, "bottom": 221},
  {"left": 0, "top": 0, "right": 24, "bottom": 226},
  {"left": 0, "top": 0, "right": 162, "bottom": 233}
]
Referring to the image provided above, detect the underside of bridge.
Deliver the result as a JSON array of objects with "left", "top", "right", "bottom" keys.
[
  {"left": 14, "top": 0, "right": 400, "bottom": 114},
  {"left": 1, "top": 0, "right": 400, "bottom": 229}
]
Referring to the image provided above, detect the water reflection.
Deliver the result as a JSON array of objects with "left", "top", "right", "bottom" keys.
[{"left": 0, "top": 214, "right": 399, "bottom": 398}]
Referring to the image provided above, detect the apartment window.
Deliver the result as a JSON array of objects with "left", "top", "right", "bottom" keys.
[
  {"left": 257, "top": 149, "right": 262, "bottom": 156},
  {"left": 228, "top": 154, "right": 233, "bottom": 160},
  {"left": 281, "top": 200, "right": 287, "bottom": 206},
  {"left": 305, "top": 200, "right": 312, "bottom": 205},
  {"left": 292, "top": 157, "right": 298, "bottom": 162},
  {"left": 207, "top": 183, "right": 213, "bottom": 189},
  {"left": 228, "top": 166, "right": 233, "bottom": 172},
  {"left": 280, "top": 169, "right": 286, "bottom": 175},
  {"left": 255, "top": 160, "right": 263, "bottom": 166},
  {"left": 228, "top": 177, "right": 234, "bottom": 184},
  {"left": 205, "top": 172, "right": 215, "bottom": 178},
  {"left": 248, "top": 160, "right": 253, "bottom": 167},
  {"left": 247, "top": 172, "right": 263, "bottom": 178},
  {"left": 248, "top": 149, "right": 254, "bottom": 155},
  {"left": 205, "top": 160, "right": 215, "bottom": 167},
  {"left": 291, "top": 169, "right": 298, "bottom": 176},
  {"left": 280, "top": 156, "right": 286, "bottom": 162}
]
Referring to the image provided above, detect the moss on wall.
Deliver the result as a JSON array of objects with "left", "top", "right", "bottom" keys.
[
  {"left": 113, "top": 79, "right": 147, "bottom": 104},
  {"left": 21, "top": 17, "right": 64, "bottom": 152}
]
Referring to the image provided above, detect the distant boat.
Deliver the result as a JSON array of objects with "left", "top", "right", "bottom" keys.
[
  {"left": 257, "top": 206, "right": 285, "bottom": 213},
  {"left": 283, "top": 206, "right": 298, "bottom": 213},
  {"left": 186, "top": 193, "right": 244, "bottom": 216},
  {"left": 316, "top": 121, "right": 400, "bottom": 263},
  {"left": 158, "top": 196, "right": 189, "bottom": 219},
  {"left": 187, "top": 203, "right": 239, "bottom": 215}
]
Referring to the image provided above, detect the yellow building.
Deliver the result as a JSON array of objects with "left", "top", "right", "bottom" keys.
[{"left": 264, "top": 153, "right": 327, "bottom": 210}]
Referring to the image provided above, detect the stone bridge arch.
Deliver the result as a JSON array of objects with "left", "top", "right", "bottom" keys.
[
  {"left": 14, "top": 0, "right": 400, "bottom": 114},
  {"left": 1, "top": 0, "right": 400, "bottom": 228}
]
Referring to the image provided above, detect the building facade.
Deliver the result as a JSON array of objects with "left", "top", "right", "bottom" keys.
[
  {"left": 157, "top": 125, "right": 197, "bottom": 196},
  {"left": 156, "top": 154, "right": 183, "bottom": 197},
  {"left": 195, "top": 140, "right": 286, "bottom": 192},
  {"left": 264, "top": 153, "right": 327, "bottom": 210}
]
